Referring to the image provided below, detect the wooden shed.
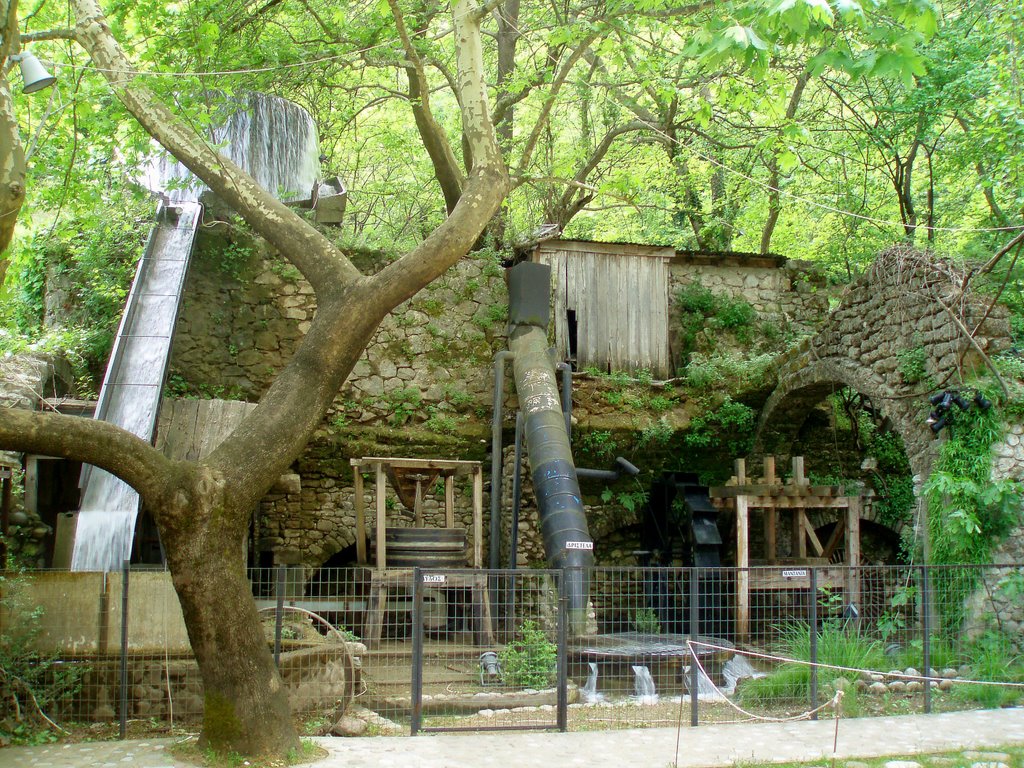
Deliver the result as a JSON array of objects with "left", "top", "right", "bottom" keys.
[{"left": 532, "top": 239, "right": 674, "bottom": 376}]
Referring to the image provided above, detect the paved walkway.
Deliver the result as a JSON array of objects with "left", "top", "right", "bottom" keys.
[{"left": 2, "top": 708, "right": 1022, "bottom": 768}]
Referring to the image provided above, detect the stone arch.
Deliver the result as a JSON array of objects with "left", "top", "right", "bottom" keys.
[{"left": 754, "top": 247, "right": 1008, "bottom": 502}]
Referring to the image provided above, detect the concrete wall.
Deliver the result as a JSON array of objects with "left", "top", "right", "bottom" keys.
[{"left": 1, "top": 571, "right": 190, "bottom": 655}]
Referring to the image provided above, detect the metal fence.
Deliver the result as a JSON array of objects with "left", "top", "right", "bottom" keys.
[{"left": 2, "top": 563, "right": 1022, "bottom": 738}]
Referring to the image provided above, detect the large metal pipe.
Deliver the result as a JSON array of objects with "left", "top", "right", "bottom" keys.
[{"left": 508, "top": 262, "right": 593, "bottom": 630}]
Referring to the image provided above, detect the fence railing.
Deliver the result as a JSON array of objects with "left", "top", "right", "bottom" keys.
[{"left": 2, "top": 563, "right": 1022, "bottom": 737}]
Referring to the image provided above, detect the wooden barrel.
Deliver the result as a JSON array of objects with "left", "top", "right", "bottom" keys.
[{"left": 383, "top": 527, "right": 467, "bottom": 568}]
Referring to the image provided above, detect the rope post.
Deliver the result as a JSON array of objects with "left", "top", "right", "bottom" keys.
[
  {"left": 689, "top": 567, "right": 700, "bottom": 727},
  {"left": 119, "top": 560, "right": 130, "bottom": 740},
  {"left": 809, "top": 567, "right": 818, "bottom": 720},
  {"left": 920, "top": 564, "right": 932, "bottom": 714}
]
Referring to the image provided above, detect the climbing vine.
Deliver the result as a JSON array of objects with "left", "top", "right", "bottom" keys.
[{"left": 922, "top": 383, "right": 1021, "bottom": 566}]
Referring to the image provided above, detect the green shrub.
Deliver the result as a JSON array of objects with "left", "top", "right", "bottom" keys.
[
  {"left": 631, "top": 608, "right": 661, "bottom": 634},
  {"left": 1, "top": 569, "right": 87, "bottom": 744},
  {"left": 498, "top": 620, "right": 557, "bottom": 689}
]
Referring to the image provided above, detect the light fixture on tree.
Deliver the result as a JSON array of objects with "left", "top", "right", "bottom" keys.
[{"left": 9, "top": 52, "right": 56, "bottom": 94}]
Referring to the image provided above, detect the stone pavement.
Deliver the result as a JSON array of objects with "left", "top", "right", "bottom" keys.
[{"left": 2, "top": 708, "right": 1022, "bottom": 768}]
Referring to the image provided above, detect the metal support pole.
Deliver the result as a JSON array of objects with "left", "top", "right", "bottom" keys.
[
  {"left": 118, "top": 560, "right": 130, "bottom": 740},
  {"left": 490, "top": 351, "right": 514, "bottom": 570},
  {"left": 809, "top": 567, "right": 818, "bottom": 720},
  {"left": 411, "top": 568, "right": 424, "bottom": 735},
  {"left": 690, "top": 567, "right": 700, "bottom": 727},
  {"left": 921, "top": 565, "right": 932, "bottom": 714},
  {"left": 557, "top": 571, "right": 569, "bottom": 732},
  {"left": 273, "top": 565, "right": 285, "bottom": 667}
]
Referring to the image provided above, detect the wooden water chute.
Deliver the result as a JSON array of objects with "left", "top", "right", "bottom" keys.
[
  {"left": 350, "top": 457, "right": 492, "bottom": 647},
  {"left": 709, "top": 456, "right": 862, "bottom": 640}
]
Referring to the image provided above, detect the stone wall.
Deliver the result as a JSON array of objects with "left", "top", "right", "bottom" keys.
[
  {"left": 960, "top": 424, "right": 1024, "bottom": 654},
  {"left": 169, "top": 227, "right": 508, "bottom": 427},
  {"left": 669, "top": 256, "right": 828, "bottom": 323}
]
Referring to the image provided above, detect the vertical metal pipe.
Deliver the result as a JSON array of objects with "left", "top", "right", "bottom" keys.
[
  {"left": 809, "top": 567, "right": 818, "bottom": 720},
  {"left": 509, "top": 411, "right": 524, "bottom": 570},
  {"left": 557, "top": 570, "right": 569, "bottom": 732},
  {"left": 411, "top": 568, "right": 424, "bottom": 735},
  {"left": 921, "top": 564, "right": 932, "bottom": 714},
  {"left": 690, "top": 567, "right": 699, "bottom": 727},
  {"left": 273, "top": 565, "right": 285, "bottom": 666},
  {"left": 119, "top": 560, "right": 130, "bottom": 740},
  {"left": 490, "top": 351, "right": 514, "bottom": 570}
]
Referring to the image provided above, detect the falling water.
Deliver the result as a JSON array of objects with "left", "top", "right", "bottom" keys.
[
  {"left": 631, "top": 665, "right": 658, "bottom": 704},
  {"left": 721, "top": 654, "right": 765, "bottom": 695},
  {"left": 581, "top": 662, "right": 604, "bottom": 703},
  {"left": 140, "top": 92, "right": 320, "bottom": 202},
  {"left": 73, "top": 94, "right": 321, "bottom": 571}
]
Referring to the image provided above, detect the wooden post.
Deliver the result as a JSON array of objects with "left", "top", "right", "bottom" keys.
[
  {"left": 734, "top": 458, "right": 747, "bottom": 485},
  {"left": 444, "top": 475, "right": 455, "bottom": 529},
  {"left": 791, "top": 456, "right": 806, "bottom": 485},
  {"left": 791, "top": 510, "right": 806, "bottom": 558},
  {"left": 736, "top": 494, "right": 750, "bottom": 640},
  {"left": 763, "top": 456, "right": 776, "bottom": 485},
  {"left": 375, "top": 463, "right": 387, "bottom": 570},
  {"left": 846, "top": 495, "right": 861, "bottom": 609},
  {"left": 472, "top": 468, "right": 484, "bottom": 568},
  {"left": 354, "top": 466, "right": 366, "bottom": 564},
  {"left": 764, "top": 508, "right": 777, "bottom": 564}
]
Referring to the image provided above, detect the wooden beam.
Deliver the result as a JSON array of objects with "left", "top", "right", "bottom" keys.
[
  {"left": 801, "top": 514, "right": 825, "bottom": 557},
  {"left": 472, "top": 468, "right": 484, "bottom": 568},
  {"left": 444, "top": 475, "right": 455, "bottom": 529},
  {"left": 846, "top": 496, "right": 861, "bottom": 610},
  {"left": 709, "top": 485, "right": 847, "bottom": 500},
  {"left": 736, "top": 494, "right": 750, "bottom": 640},
  {"left": 791, "top": 456, "right": 806, "bottom": 485},
  {"left": 764, "top": 508, "right": 777, "bottom": 564},
  {"left": 820, "top": 516, "right": 846, "bottom": 562},
  {"left": 375, "top": 463, "right": 387, "bottom": 570},
  {"left": 354, "top": 469, "right": 366, "bottom": 564},
  {"left": 792, "top": 510, "right": 806, "bottom": 559}
]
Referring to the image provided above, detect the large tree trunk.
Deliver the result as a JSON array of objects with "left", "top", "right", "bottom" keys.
[{"left": 159, "top": 471, "right": 298, "bottom": 755}]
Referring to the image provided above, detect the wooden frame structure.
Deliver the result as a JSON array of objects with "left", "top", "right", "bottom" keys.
[
  {"left": 709, "top": 456, "right": 862, "bottom": 639},
  {"left": 350, "top": 457, "right": 490, "bottom": 648},
  {"left": 350, "top": 457, "right": 484, "bottom": 569}
]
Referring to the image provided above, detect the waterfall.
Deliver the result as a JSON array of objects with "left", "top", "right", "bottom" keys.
[
  {"left": 631, "top": 665, "right": 658, "bottom": 703},
  {"left": 72, "top": 94, "right": 321, "bottom": 572},
  {"left": 140, "top": 92, "right": 320, "bottom": 203},
  {"left": 581, "top": 661, "right": 604, "bottom": 703}
]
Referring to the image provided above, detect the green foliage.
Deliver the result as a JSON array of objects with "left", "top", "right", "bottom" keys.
[
  {"left": 738, "top": 616, "right": 885, "bottom": 706},
  {"left": 896, "top": 344, "right": 928, "bottom": 385},
  {"left": 0, "top": 198, "right": 150, "bottom": 387},
  {"left": 599, "top": 486, "right": 647, "bottom": 515},
  {"left": 631, "top": 607, "right": 661, "bottom": 634},
  {"left": 952, "top": 630, "right": 1024, "bottom": 709},
  {"left": 498, "top": 620, "right": 557, "bottom": 689},
  {"left": 675, "top": 281, "right": 761, "bottom": 365},
  {"left": 577, "top": 430, "right": 619, "bottom": 464},
  {"left": 684, "top": 352, "right": 775, "bottom": 394},
  {"left": 0, "top": 569, "right": 86, "bottom": 745},
  {"left": 923, "top": 386, "right": 1022, "bottom": 566},
  {"left": 376, "top": 387, "right": 422, "bottom": 427},
  {"left": 682, "top": 396, "right": 756, "bottom": 455}
]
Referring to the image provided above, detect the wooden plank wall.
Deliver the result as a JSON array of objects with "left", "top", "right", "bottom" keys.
[
  {"left": 539, "top": 244, "right": 671, "bottom": 376},
  {"left": 156, "top": 399, "right": 257, "bottom": 461}
]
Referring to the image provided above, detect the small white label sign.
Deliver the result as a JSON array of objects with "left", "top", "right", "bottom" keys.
[
  {"left": 781, "top": 568, "right": 808, "bottom": 579},
  {"left": 565, "top": 541, "right": 594, "bottom": 551},
  {"left": 422, "top": 573, "right": 446, "bottom": 584}
]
